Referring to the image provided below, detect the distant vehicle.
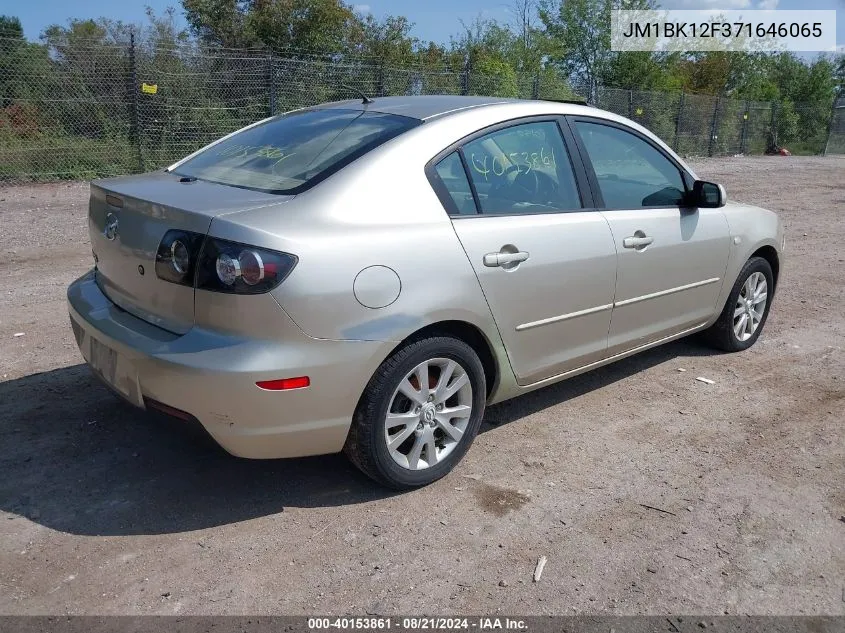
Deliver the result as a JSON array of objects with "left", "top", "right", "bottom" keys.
[{"left": 68, "top": 95, "right": 784, "bottom": 488}]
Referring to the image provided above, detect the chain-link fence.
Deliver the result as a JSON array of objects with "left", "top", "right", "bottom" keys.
[{"left": 1, "top": 35, "right": 842, "bottom": 182}]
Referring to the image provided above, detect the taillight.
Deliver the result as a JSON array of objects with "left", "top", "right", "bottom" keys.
[
  {"left": 196, "top": 238, "right": 297, "bottom": 295},
  {"left": 155, "top": 229, "right": 204, "bottom": 286},
  {"left": 155, "top": 232, "right": 296, "bottom": 294}
]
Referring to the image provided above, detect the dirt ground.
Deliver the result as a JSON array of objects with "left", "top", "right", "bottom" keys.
[{"left": 0, "top": 156, "right": 843, "bottom": 616}]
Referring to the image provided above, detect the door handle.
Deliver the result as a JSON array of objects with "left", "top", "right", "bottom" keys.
[
  {"left": 483, "top": 251, "right": 530, "bottom": 267},
  {"left": 622, "top": 235, "right": 654, "bottom": 249}
]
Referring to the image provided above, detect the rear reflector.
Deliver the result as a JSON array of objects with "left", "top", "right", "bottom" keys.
[
  {"left": 144, "top": 397, "right": 197, "bottom": 422},
  {"left": 256, "top": 376, "right": 310, "bottom": 391}
]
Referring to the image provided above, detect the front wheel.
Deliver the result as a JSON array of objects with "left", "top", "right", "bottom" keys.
[
  {"left": 344, "top": 336, "right": 486, "bottom": 489},
  {"left": 702, "top": 256, "right": 774, "bottom": 352}
]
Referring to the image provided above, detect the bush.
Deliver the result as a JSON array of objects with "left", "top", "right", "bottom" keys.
[{"left": 0, "top": 131, "right": 138, "bottom": 181}]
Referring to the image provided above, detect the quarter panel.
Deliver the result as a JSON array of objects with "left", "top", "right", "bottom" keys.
[{"left": 209, "top": 190, "right": 499, "bottom": 345}]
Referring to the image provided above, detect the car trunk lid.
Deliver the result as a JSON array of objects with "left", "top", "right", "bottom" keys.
[{"left": 89, "top": 171, "right": 290, "bottom": 334}]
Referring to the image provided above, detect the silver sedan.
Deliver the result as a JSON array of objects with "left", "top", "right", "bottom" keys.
[{"left": 68, "top": 95, "right": 784, "bottom": 488}]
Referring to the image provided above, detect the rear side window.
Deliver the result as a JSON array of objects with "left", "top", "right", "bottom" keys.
[
  {"left": 172, "top": 109, "right": 419, "bottom": 194},
  {"left": 433, "top": 152, "right": 477, "bottom": 215},
  {"left": 461, "top": 121, "right": 582, "bottom": 214}
]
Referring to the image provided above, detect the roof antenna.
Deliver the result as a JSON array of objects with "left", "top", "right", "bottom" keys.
[{"left": 341, "top": 84, "right": 374, "bottom": 105}]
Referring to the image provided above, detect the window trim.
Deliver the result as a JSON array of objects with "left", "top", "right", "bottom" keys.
[
  {"left": 424, "top": 115, "right": 597, "bottom": 218},
  {"left": 457, "top": 149, "right": 483, "bottom": 214},
  {"left": 427, "top": 150, "right": 480, "bottom": 216},
  {"left": 563, "top": 115, "right": 696, "bottom": 212}
]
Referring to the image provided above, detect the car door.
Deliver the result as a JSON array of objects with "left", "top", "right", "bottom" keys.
[
  {"left": 568, "top": 118, "right": 731, "bottom": 355},
  {"left": 427, "top": 118, "right": 618, "bottom": 386}
]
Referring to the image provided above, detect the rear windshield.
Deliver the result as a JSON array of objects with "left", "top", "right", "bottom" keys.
[{"left": 171, "top": 108, "right": 420, "bottom": 194}]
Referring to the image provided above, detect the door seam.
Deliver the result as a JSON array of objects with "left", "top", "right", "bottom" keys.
[
  {"left": 600, "top": 211, "right": 621, "bottom": 347},
  {"left": 447, "top": 219, "right": 520, "bottom": 381}
]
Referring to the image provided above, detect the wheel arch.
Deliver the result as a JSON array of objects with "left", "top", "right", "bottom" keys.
[
  {"left": 370, "top": 320, "right": 500, "bottom": 400},
  {"left": 404, "top": 320, "right": 498, "bottom": 399},
  {"left": 750, "top": 245, "right": 780, "bottom": 290}
]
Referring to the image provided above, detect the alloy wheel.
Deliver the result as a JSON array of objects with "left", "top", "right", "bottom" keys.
[
  {"left": 733, "top": 271, "right": 768, "bottom": 342},
  {"left": 384, "top": 358, "right": 473, "bottom": 470}
]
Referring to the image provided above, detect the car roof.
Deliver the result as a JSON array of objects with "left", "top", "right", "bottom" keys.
[
  {"left": 311, "top": 95, "right": 698, "bottom": 183},
  {"left": 315, "top": 95, "right": 555, "bottom": 121}
]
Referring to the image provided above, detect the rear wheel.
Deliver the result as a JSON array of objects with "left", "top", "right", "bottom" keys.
[
  {"left": 702, "top": 256, "right": 773, "bottom": 352},
  {"left": 344, "top": 336, "right": 486, "bottom": 489}
]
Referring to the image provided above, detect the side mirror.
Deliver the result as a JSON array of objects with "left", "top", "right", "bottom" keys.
[{"left": 691, "top": 180, "right": 727, "bottom": 208}]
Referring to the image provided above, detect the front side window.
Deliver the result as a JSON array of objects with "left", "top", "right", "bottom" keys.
[
  {"left": 172, "top": 109, "right": 419, "bottom": 194},
  {"left": 573, "top": 121, "right": 686, "bottom": 208},
  {"left": 461, "top": 121, "right": 582, "bottom": 214}
]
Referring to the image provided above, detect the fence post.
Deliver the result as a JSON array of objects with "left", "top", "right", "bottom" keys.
[
  {"left": 708, "top": 95, "right": 721, "bottom": 157},
  {"left": 627, "top": 90, "right": 633, "bottom": 119},
  {"left": 128, "top": 32, "right": 143, "bottom": 173},
  {"left": 822, "top": 91, "right": 840, "bottom": 156},
  {"left": 267, "top": 53, "right": 276, "bottom": 117},
  {"left": 378, "top": 66, "right": 386, "bottom": 97},
  {"left": 769, "top": 101, "right": 779, "bottom": 151},
  {"left": 461, "top": 60, "right": 470, "bottom": 96},
  {"left": 740, "top": 100, "right": 750, "bottom": 154},
  {"left": 532, "top": 70, "right": 540, "bottom": 100},
  {"left": 672, "top": 90, "right": 685, "bottom": 152}
]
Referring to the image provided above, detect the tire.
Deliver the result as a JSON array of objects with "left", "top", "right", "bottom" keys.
[
  {"left": 344, "top": 336, "right": 487, "bottom": 489},
  {"left": 702, "top": 256, "right": 774, "bottom": 352}
]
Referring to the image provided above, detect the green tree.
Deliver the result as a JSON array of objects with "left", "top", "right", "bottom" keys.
[
  {"left": 0, "top": 14, "right": 23, "bottom": 40},
  {"left": 539, "top": 0, "right": 653, "bottom": 98},
  {"left": 603, "top": 51, "right": 681, "bottom": 91},
  {"left": 506, "top": 0, "right": 546, "bottom": 73},
  {"left": 134, "top": 7, "right": 238, "bottom": 167},
  {"left": 350, "top": 14, "right": 417, "bottom": 66},
  {"left": 672, "top": 52, "right": 754, "bottom": 95},
  {"left": 448, "top": 18, "right": 521, "bottom": 96},
  {"left": 0, "top": 16, "right": 52, "bottom": 109},
  {"left": 250, "top": 0, "right": 356, "bottom": 52},
  {"left": 39, "top": 18, "right": 136, "bottom": 140},
  {"left": 183, "top": 0, "right": 359, "bottom": 53},
  {"left": 142, "top": 5, "right": 191, "bottom": 47},
  {"left": 182, "top": 0, "right": 254, "bottom": 48}
]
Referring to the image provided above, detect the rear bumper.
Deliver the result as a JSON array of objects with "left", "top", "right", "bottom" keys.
[{"left": 67, "top": 269, "right": 387, "bottom": 458}]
